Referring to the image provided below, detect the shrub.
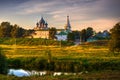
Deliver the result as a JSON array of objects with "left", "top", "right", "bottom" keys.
[{"left": 0, "top": 48, "right": 8, "bottom": 74}]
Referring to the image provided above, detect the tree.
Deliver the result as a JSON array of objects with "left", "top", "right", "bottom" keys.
[
  {"left": 11, "top": 24, "right": 19, "bottom": 38},
  {"left": 86, "top": 27, "right": 94, "bottom": 39},
  {"left": 0, "top": 48, "right": 8, "bottom": 74},
  {"left": 11, "top": 24, "right": 25, "bottom": 38},
  {"left": 23, "top": 29, "right": 34, "bottom": 37},
  {"left": 80, "top": 27, "right": 94, "bottom": 42},
  {"left": 67, "top": 32, "right": 75, "bottom": 42},
  {"left": 109, "top": 22, "right": 120, "bottom": 53},
  {"left": 80, "top": 29, "right": 87, "bottom": 42},
  {"left": 0, "top": 22, "right": 12, "bottom": 37},
  {"left": 49, "top": 27, "right": 57, "bottom": 39},
  {"left": 67, "top": 31, "right": 80, "bottom": 42}
]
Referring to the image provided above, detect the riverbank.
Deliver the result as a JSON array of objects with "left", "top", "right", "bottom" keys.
[{"left": 0, "top": 70, "right": 120, "bottom": 80}]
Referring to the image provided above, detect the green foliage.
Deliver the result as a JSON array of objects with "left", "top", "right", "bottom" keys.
[
  {"left": 86, "top": 27, "right": 94, "bottom": 39},
  {"left": 0, "top": 22, "right": 32, "bottom": 38},
  {"left": 67, "top": 32, "right": 75, "bottom": 42},
  {"left": 7, "top": 57, "right": 120, "bottom": 72},
  {"left": 0, "top": 48, "right": 8, "bottom": 74},
  {"left": 0, "top": 22, "right": 12, "bottom": 37},
  {"left": 11, "top": 24, "right": 25, "bottom": 38},
  {"left": 67, "top": 31, "right": 80, "bottom": 42},
  {"left": 86, "top": 40, "right": 108, "bottom": 46},
  {"left": 0, "top": 38, "right": 74, "bottom": 46},
  {"left": 49, "top": 27, "right": 57, "bottom": 39},
  {"left": 80, "top": 27, "right": 94, "bottom": 42},
  {"left": 81, "top": 29, "right": 87, "bottom": 42},
  {"left": 23, "top": 29, "right": 34, "bottom": 37},
  {"left": 109, "top": 22, "right": 120, "bottom": 53}
]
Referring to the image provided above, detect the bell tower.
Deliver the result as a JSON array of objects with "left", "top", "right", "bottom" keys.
[{"left": 65, "top": 15, "right": 71, "bottom": 31}]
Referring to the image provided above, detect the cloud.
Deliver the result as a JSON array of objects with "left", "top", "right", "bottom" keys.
[
  {"left": 72, "top": 18, "right": 118, "bottom": 31},
  {"left": 16, "top": 0, "right": 100, "bottom": 15},
  {"left": 16, "top": 0, "right": 58, "bottom": 15},
  {"left": 1, "top": 0, "right": 119, "bottom": 31}
]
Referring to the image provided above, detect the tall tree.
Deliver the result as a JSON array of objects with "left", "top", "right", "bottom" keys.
[
  {"left": 67, "top": 31, "right": 80, "bottom": 42},
  {"left": 23, "top": 29, "right": 34, "bottom": 37},
  {"left": 80, "top": 29, "right": 87, "bottom": 42},
  {"left": 67, "top": 32, "right": 75, "bottom": 42},
  {"left": 0, "top": 22, "right": 12, "bottom": 37},
  {"left": 109, "top": 22, "right": 120, "bottom": 53},
  {"left": 49, "top": 27, "right": 57, "bottom": 39},
  {"left": 11, "top": 24, "right": 25, "bottom": 38},
  {"left": 86, "top": 27, "right": 94, "bottom": 39}
]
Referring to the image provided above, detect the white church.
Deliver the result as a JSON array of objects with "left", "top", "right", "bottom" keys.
[{"left": 31, "top": 15, "right": 72, "bottom": 41}]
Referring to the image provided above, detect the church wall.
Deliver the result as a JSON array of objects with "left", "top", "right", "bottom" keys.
[{"left": 32, "top": 31, "right": 49, "bottom": 39}]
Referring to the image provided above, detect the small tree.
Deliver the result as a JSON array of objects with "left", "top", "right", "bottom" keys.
[
  {"left": 67, "top": 32, "right": 75, "bottom": 42},
  {"left": 49, "top": 27, "right": 57, "bottom": 39},
  {"left": 86, "top": 27, "right": 94, "bottom": 39},
  {"left": 80, "top": 29, "right": 87, "bottom": 42},
  {"left": 109, "top": 22, "right": 120, "bottom": 53},
  {"left": 0, "top": 48, "right": 8, "bottom": 74}
]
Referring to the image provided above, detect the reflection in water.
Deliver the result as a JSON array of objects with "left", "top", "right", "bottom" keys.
[
  {"left": 8, "top": 69, "right": 30, "bottom": 77},
  {"left": 8, "top": 69, "right": 88, "bottom": 77},
  {"left": 8, "top": 69, "right": 47, "bottom": 77}
]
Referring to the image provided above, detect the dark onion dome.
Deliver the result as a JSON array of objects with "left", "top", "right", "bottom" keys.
[
  {"left": 36, "top": 22, "right": 39, "bottom": 27},
  {"left": 39, "top": 17, "right": 45, "bottom": 24},
  {"left": 45, "top": 22, "right": 48, "bottom": 25}
]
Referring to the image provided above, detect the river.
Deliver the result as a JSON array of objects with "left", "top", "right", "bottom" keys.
[{"left": 8, "top": 69, "right": 88, "bottom": 77}]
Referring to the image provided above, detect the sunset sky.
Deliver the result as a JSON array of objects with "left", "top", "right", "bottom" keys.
[{"left": 0, "top": 0, "right": 120, "bottom": 31}]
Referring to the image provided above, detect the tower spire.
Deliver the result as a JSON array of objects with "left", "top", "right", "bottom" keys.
[{"left": 65, "top": 15, "right": 71, "bottom": 31}]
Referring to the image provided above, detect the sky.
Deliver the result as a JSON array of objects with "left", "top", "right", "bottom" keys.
[{"left": 0, "top": 0, "right": 120, "bottom": 31}]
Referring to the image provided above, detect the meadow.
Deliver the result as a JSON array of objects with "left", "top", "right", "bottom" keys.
[{"left": 0, "top": 38, "right": 120, "bottom": 79}]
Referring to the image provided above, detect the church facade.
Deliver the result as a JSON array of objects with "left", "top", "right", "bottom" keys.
[{"left": 31, "top": 17, "right": 49, "bottom": 39}]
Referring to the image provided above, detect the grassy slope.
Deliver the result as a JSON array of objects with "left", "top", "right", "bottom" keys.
[{"left": 0, "top": 44, "right": 119, "bottom": 58}]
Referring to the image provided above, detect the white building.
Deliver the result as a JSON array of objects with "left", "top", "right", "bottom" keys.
[
  {"left": 55, "top": 15, "right": 72, "bottom": 41},
  {"left": 55, "top": 31, "right": 68, "bottom": 41}
]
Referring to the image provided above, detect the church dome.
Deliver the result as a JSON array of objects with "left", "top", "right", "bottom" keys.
[{"left": 39, "top": 17, "right": 45, "bottom": 24}]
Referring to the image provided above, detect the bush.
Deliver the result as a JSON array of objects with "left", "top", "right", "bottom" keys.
[
  {"left": 7, "top": 57, "right": 120, "bottom": 72},
  {"left": 0, "top": 38, "right": 74, "bottom": 46},
  {"left": 0, "top": 48, "right": 8, "bottom": 74}
]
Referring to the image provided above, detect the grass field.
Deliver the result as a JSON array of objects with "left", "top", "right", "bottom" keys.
[
  {"left": 1, "top": 44, "right": 119, "bottom": 58},
  {"left": 0, "top": 39, "right": 120, "bottom": 79}
]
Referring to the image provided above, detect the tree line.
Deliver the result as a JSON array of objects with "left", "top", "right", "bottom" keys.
[
  {"left": 0, "top": 22, "right": 33, "bottom": 38},
  {"left": 67, "top": 22, "right": 120, "bottom": 53},
  {"left": 67, "top": 27, "right": 94, "bottom": 42}
]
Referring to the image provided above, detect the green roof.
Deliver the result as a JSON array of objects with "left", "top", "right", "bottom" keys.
[{"left": 57, "top": 31, "right": 68, "bottom": 35}]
